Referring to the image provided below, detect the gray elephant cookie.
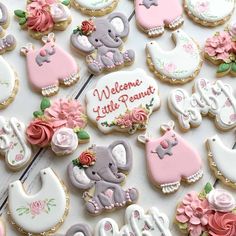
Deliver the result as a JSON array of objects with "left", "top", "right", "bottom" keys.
[
  {"left": 71, "top": 13, "right": 135, "bottom": 75},
  {"left": 68, "top": 140, "right": 138, "bottom": 215}
]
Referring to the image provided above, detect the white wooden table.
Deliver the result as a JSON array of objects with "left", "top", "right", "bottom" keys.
[{"left": 0, "top": 0, "right": 235, "bottom": 235}]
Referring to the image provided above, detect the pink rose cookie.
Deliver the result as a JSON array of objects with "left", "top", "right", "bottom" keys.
[
  {"left": 176, "top": 182, "right": 236, "bottom": 236},
  {"left": 68, "top": 140, "right": 139, "bottom": 215},
  {"left": 135, "top": 0, "right": 184, "bottom": 37},
  {"left": 0, "top": 219, "right": 5, "bottom": 236},
  {"left": 86, "top": 69, "right": 160, "bottom": 134},
  {"left": 138, "top": 121, "right": 203, "bottom": 194},
  {"left": 26, "top": 98, "right": 89, "bottom": 156},
  {"left": 8, "top": 168, "right": 69, "bottom": 235},
  {"left": 14, "top": 0, "right": 71, "bottom": 40},
  {"left": 21, "top": 33, "right": 79, "bottom": 96},
  {"left": 204, "top": 21, "right": 236, "bottom": 77}
]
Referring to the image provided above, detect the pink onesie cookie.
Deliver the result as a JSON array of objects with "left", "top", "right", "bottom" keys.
[
  {"left": 138, "top": 121, "right": 203, "bottom": 194},
  {"left": 135, "top": 0, "right": 184, "bottom": 37}
]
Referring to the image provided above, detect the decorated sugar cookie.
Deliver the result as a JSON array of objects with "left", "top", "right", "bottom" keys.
[
  {"left": 14, "top": 0, "right": 71, "bottom": 40},
  {"left": 26, "top": 98, "right": 89, "bottom": 156},
  {"left": 21, "top": 33, "right": 79, "bottom": 96},
  {"left": 72, "top": 0, "right": 119, "bottom": 16},
  {"left": 68, "top": 140, "right": 138, "bottom": 215},
  {"left": 184, "top": 0, "right": 235, "bottom": 27},
  {"left": 0, "top": 2, "right": 10, "bottom": 37},
  {"left": 176, "top": 182, "right": 236, "bottom": 236},
  {"left": 204, "top": 21, "right": 236, "bottom": 77},
  {"left": 0, "top": 219, "right": 5, "bottom": 236},
  {"left": 146, "top": 29, "right": 202, "bottom": 84},
  {"left": 207, "top": 135, "right": 236, "bottom": 189},
  {"left": 86, "top": 69, "right": 160, "bottom": 134},
  {"left": 0, "top": 116, "right": 32, "bottom": 171},
  {"left": 71, "top": 13, "right": 135, "bottom": 75},
  {"left": 8, "top": 168, "right": 69, "bottom": 235},
  {"left": 168, "top": 78, "right": 236, "bottom": 131},
  {"left": 138, "top": 121, "right": 203, "bottom": 194},
  {"left": 135, "top": 0, "right": 184, "bottom": 37}
]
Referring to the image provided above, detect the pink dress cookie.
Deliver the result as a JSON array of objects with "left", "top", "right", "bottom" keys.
[
  {"left": 135, "top": 0, "right": 184, "bottom": 37},
  {"left": 138, "top": 121, "right": 203, "bottom": 194}
]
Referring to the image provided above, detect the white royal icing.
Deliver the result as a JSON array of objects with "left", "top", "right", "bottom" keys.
[
  {"left": 0, "top": 117, "right": 32, "bottom": 170},
  {"left": 168, "top": 78, "right": 236, "bottom": 131},
  {"left": 112, "top": 144, "right": 126, "bottom": 166},
  {"left": 50, "top": 3, "right": 71, "bottom": 23},
  {"left": 146, "top": 29, "right": 201, "bottom": 83},
  {"left": 86, "top": 69, "right": 161, "bottom": 134},
  {"left": 8, "top": 168, "right": 68, "bottom": 235},
  {"left": 74, "top": 0, "right": 115, "bottom": 10},
  {"left": 185, "top": 0, "right": 235, "bottom": 23}
]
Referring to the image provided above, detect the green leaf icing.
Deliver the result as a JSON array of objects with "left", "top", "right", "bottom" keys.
[
  {"left": 62, "top": 0, "right": 70, "bottom": 6},
  {"left": 231, "top": 62, "right": 236, "bottom": 73},
  {"left": 14, "top": 10, "right": 26, "bottom": 18},
  {"left": 217, "top": 63, "right": 231, "bottom": 73},
  {"left": 77, "top": 130, "right": 90, "bottom": 141},
  {"left": 33, "top": 111, "right": 44, "bottom": 118},
  {"left": 178, "top": 222, "right": 188, "bottom": 230},
  {"left": 204, "top": 182, "right": 213, "bottom": 194},
  {"left": 40, "top": 98, "right": 51, "bottom": 111},
  {"left": 19, "top": 17, "right": 27, "bottom": 25}
]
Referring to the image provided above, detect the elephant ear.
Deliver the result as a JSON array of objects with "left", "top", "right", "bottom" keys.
[
  {"left": 66, "top": 224, "right": 92, "bottom": 236},
  {"left": 67, "top": 163, "right": 94, "bottom": 190},
  {"left": 95, "top": 219, "right": 119, "bottom": 236},
  {"left": 109, "top": 140, "right": 132, "bottom": 172},
  {"left": 108, "top": 12, "right": 129, "bottom": 38}
]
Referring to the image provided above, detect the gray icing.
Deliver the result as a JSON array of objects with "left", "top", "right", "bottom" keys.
[
  {"left": 35, "top": 46, "right": 56, "bottom": 66},
  {"left": 0, "top": 3, "right": 8, "bottom": 26},
  {"left": 0, "top": 34, "right": 16, "bottom": 52},
  {"left": 71, "top": 12, "right": 135, "bottom": 75},
  {"left": 139, "top": 0, "right": 158, "bottom": 9},
  {"left": 68, "top": 140, "right": 138, "bottom": 215}
]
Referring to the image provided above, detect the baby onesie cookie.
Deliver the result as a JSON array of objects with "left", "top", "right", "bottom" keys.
[
  {"left": 68, "top": 140, "right": 138, "bottom": 215},
  {"left": 71, "top": 13, "right": 135, "bottom": 75},
  {"left": 176, "top": 182, "right": 236, "bottom": 236},
  {"left": 26, "top": 98, "right": 89, "bottom": 156},
  {"left": 8, "top": 167, "right": 69, "bottom": 235},
  {"left": 86, "top": 69, "right": 160, "bottom": 134},
  {"left": 0, "top": 219, "right": 5, "bottom": 236},
  {"left": 0, "top": 116, "right": 32, "bottom": 171},
  {"left": 168, "top": 78, "right": 236, "bottom": 131},
  {"left": 21, "top": 33, "right": 79, "bottom": 96},
  {"left": 72, "top": 0, "right": 119, "bottom": 16},
  {"left": 138, "top": 121, "right": 203, "bottom": 194},
  {"left": 184, "top": 0, "right": 235, "bottom": 27},
  {"left": 146, "top": 29, "right": 202, "bottom": 84},
  {"left": 207, "top": 135, "right": 236, "bottom": 189},
  {"left": 14, "top": 0, "right": 71, "bottom": 40},
  {"left": 204, "top": 21, "right": 236, "bottom": 77},
  {"left": 135, "top": 0, "right": 184, "bottom": 37}
]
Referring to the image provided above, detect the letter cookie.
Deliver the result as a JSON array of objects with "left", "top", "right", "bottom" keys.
[
  {"left": 135, "top": 0, "right": 184, "bottom": 37},
  {"left": 71, "top": 13, "right": 135, "bottom": 75},
  {"left": 146, "top": 29, "right": 202, "bottom": 84},
  {"left": 72, "top": 0, "right": 119, "bottom": 16},
  {"left": 176, "top": 183, "right": 236, "bottom": 236},
  {"left": 86, "top": 69, "right": 160, "bottom": 134},
  {"left": 168, "top": 78, "right": 236, "bottom": 131},
  {"left": 138, "top": 121, "right": 203, "bottom": 194},
  {"left": 68, "top": 140, "right": 138, "bottom": 215},
  {"left": 0, "top": 116, "right": 32, "bottom": 171},
  {"left": 14, "top": 0, "right": 71, "bottom": 40},
  {"left": 8, "top": 168, "right": 69, "bottom": 235},
  {"left": 21, "top": 33, "right": 79, "bottom": 96},
  {"left": 184, "top": 0, "right": 235, "bottom": 27}
]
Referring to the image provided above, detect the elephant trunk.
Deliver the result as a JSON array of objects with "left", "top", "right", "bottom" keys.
[
  {"left": 101, "top": 35, "right": 122, "bottom": 48},
  {"left": 98, "top": 167, "right": 124, "bottom": 183}
]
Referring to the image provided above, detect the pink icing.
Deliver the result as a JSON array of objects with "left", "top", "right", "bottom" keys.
[
  {"left": 135, "top": 0, "right": 182, "bottom": 30},
  {"left": 130, "top": 108, "right": 148, "bottom": 124},
  {"left": 0, "top": 220, "right": 5, "bottom": 236}
]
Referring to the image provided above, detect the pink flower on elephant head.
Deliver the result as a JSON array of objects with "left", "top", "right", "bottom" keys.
[{"left": 29, "top": 200, "right": 45, "bottom": 216}]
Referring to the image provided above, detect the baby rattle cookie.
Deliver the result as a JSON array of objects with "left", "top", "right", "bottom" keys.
[
  {"left": 168, "top": 78, "right": 236, "bottom": 131},
  {"left": 26, "top": 98, "right": 89, "bottom": 156},
  {"left": 14, "top": 0, "right": 71, "bottom": 40},
  {"left": 86, "top": 69, "right": 161, "bottom": 134},
  {"left": 21, "top": 33, "right": 79, "bottom": 96},
  {"left": 71, "top": 0, "right": 119, "bottom": 16},
  {"left": 176, "top": 182, "right": 236, "bottom": 236},
  {"left": 68, "top": 140, "right": 138, "bottom": 215},
  {"left": 135, "top": 0, "right": 184, "bottom": 37},
  {"left": 138, "top": 120, "right": 203, "bottom": 194},
  {"left": 8, "top": 167, "right": 69, "bottom": 236},
  {"left": 71, "top": 13, "right": 135, "bottom": 75},
  {"left": 146, "top": 29, "right": 202, "bottom": 84},
  {"left": 184, "top": 0, "right": 235, "bottom": 27},
  {"left": 0, "top": 218, "right": 5, "bottom": 236}
]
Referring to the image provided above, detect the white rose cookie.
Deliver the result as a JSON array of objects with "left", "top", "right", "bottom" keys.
[
  {"left": 146, "top": 29, "right": 202, "bottom": 84},
  {"left": 184, "top": 0, "right": 235, "bottom": 27}
]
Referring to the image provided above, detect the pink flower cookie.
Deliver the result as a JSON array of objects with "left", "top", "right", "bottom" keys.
[
  {"left": 138, "top": 121, "right": 203, "bottom": 194},
  {"left": 135, "top": 0, "right": 184, "bottom": 37},
  {"left": 14, "top": 0, "right": 71, "bottom": 40},
  {"left": 21, "top": 33, "right": 79, "bottom": 96},
  {"left": 176, "top": 182, "right": 236, "bottom": 236}
]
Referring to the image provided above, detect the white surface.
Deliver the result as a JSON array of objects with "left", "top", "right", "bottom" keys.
[{"left": 0, "top": 0, "right": 235, "bottom": 235}]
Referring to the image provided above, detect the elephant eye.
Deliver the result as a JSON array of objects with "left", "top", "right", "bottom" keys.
[
  {"left": 108, "top": 29, "right": 111, "bottom": 33},
  {"left": 95, "top": 39, "right": 99, "bottom": 42},
  {"left": 92, "top": 171, "right": 96, "bottom": 175},
  {"left": 109, "top": 163, "right": 112, "bottom": 167}
]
